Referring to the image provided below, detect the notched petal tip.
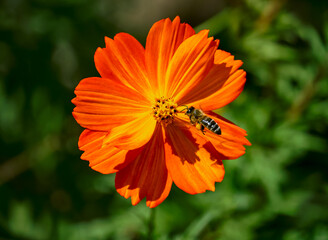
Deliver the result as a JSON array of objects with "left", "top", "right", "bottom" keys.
[
  {"left": 77, "top": 129, "right": 139, "bottom": 174},
  {"left": 166, "top": 30, "right": 219, "bottom": 100},
  {"left": 198, "top": 29, "right": 210, "bottom": 36},
  {"left": 72, "top": 76, "right": 151, "bottom": 131},
  {"left": 145, "top": 16, "right": 196, "bottom": 96},
  {"left": 184, "top": 50, "right": 247, "bottom": 110},
  {"left": 173, "top": 15, "right": 181, "bottom": 22},
  {"left": 94, "top": 33, "right": 153, "bottom": 100},
  {"left": 164, "top": 122, "right": 226, "bottom": 195},
  {"left": 204, "top": 112, "right": 251, "bottom": 160},
  {"left": 115, "top": 126, "right": 172, "bottom": 208}
]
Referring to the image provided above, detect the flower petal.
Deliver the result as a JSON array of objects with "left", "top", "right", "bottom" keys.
[
  {"left": 115, "top": 126, "right": 172, "bottom": 208},
  {"left": 176, "top": 112, "right": 250, "bottom": 160},
  {"left": 183, "top": 50, "right": 246, "bottom": 111},
  {"left": 204, "top": 112, "right": 251, "bottom": 159},
  {"left": 94, "top": 33, "right": 153, "bottom": 101},
  {"left": 165, "top": 30, "right": 218, "bottom": 101},
  {"left": 164, "top": 121, "right": 225, "bottom": 194},
  {"left": 72, "top": 77, "right": 150, "bottom": 131},
  {"left": 102, "top": 113, "right": 156, "bottom": 150},
  {"left": 145, "top": 16, "right": 195, "bottom": 96},
  {"left": 78, "top": 129, "right": 142, "bottom": 174}
]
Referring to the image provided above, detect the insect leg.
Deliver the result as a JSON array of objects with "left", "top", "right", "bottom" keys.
[
  {"left": 201, "top": 125, "right": 206, "bottom": 135},
  {"left": 190, "top": 115, "right": 197, "bottom": 124}
]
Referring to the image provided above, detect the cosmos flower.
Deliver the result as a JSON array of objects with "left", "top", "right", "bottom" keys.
[{"left": 72, "top": 16, "right": 250, "bottom": 208}]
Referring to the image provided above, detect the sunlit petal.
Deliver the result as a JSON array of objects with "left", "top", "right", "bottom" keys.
[
  {"left": 102, "top": 113, "right": 156, "bottom": 150},
  {"left": 72, "top": 77, "right": 150, "bottom": 131},
  {"left": 145, "top": 16, "right": 195, "bottom": 96},
  {"left": 73, "top": 17, "right": 250, "bottom": 208},
  {"left": 182, "top": 50, "right": 246, "bottom": 110},
  {"left": 166, "top": 31, "right": 218, "bottom": 102},
  {"left": 78, "top": 129, "right": 142, "bottom": 174},
  {"left": 94, "top": 33, "right": 153, "bottom": 101}
]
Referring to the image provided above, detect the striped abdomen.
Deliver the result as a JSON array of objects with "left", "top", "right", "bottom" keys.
[{"left": 201, "top": 117, "right": 221, "bottom": 135}]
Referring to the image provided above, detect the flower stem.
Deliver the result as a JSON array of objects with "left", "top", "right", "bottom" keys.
[{"left": 146, "top": 208, "right": 156, "bottom": 240}]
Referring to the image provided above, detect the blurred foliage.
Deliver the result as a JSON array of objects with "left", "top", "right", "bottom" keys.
[{"left": 1, "top": 0, "right": 328, "bottom": 239}]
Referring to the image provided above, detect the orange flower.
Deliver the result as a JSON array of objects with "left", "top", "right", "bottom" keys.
[{"left": 72, "top": 16, "right": 250, "bottom": 208}]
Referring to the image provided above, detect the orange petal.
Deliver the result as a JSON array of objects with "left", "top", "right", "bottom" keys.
[
  {"left": 177, "top": 112, "right": 250, "bottom": 160},
  {"left": 78, "top": 129, "right": 142, "bottom": 174},
  {"left": 183, "top": 50, "right": 246, "bottom": 111},
  {"left": 145, "top": 16, "right": 195, "bottom": 96},
  {"left": 166, "top": 30, "right": 218, "bottom": 101},
  {"left": 72, "top": 77, "right": 150, "bottom": 131},
  {"left": 164, "top": 121, "right": 225, "bottom": 194},
  {"left": 204, "top": 112, "right": 251, "bottom": 159},
  {"left": 94, "top": 33, "right": 153, "bottom": 101},
  {"left": 115, "top": 126, "right": 172, "bottom": 208},
  {"left": 102, "top": 113, "right": 156, "bottom": 150}
]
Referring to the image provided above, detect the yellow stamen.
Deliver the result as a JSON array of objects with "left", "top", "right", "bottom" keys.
[{"left": 152, "top": 97, "right": 178, "bottom": 125}]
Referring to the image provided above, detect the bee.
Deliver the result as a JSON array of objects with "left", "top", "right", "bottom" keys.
[{"left": 182, "top": 106, "right": 221, "bottom": 135}]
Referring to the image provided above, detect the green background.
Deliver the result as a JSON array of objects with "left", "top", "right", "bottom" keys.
[{"left": 1, "top": 0, "right": 328, "bottom": 239}]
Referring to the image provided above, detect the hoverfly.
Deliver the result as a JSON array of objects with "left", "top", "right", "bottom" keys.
[{"left": 181, "top": 106, "right": 221, "bottom": 135}]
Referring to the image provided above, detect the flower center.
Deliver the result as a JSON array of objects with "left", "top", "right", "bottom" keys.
[{"left": 152, "top": 97, "right": 178, "bottom": 125}]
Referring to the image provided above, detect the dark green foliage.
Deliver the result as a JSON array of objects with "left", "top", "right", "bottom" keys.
[{"left": 0, "top": 0, "right": 327, "bottom": 239}]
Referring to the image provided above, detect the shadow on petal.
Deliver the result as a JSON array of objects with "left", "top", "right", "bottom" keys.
[
  {"left": 166, "top": 117, "right": 226, "bottom": 164},
  {"left": 164, "top": 122, "right": 200, "bottom": 164},
  {"left": 178, "top": 62, "right": 233, "bottom": 105},
  {"left": 164, "top": 120, "right": 225, "bottom": 194},
  {"left": 78, "top": 129, "right": 143, "bottom": 174},
  {"left": 115, "top": 124, "right": 172, "bottom": 208}
]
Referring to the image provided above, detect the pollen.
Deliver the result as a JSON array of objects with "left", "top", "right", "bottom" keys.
[{"left": 152, "top": 97, "right": 178, "bottom": 125}]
